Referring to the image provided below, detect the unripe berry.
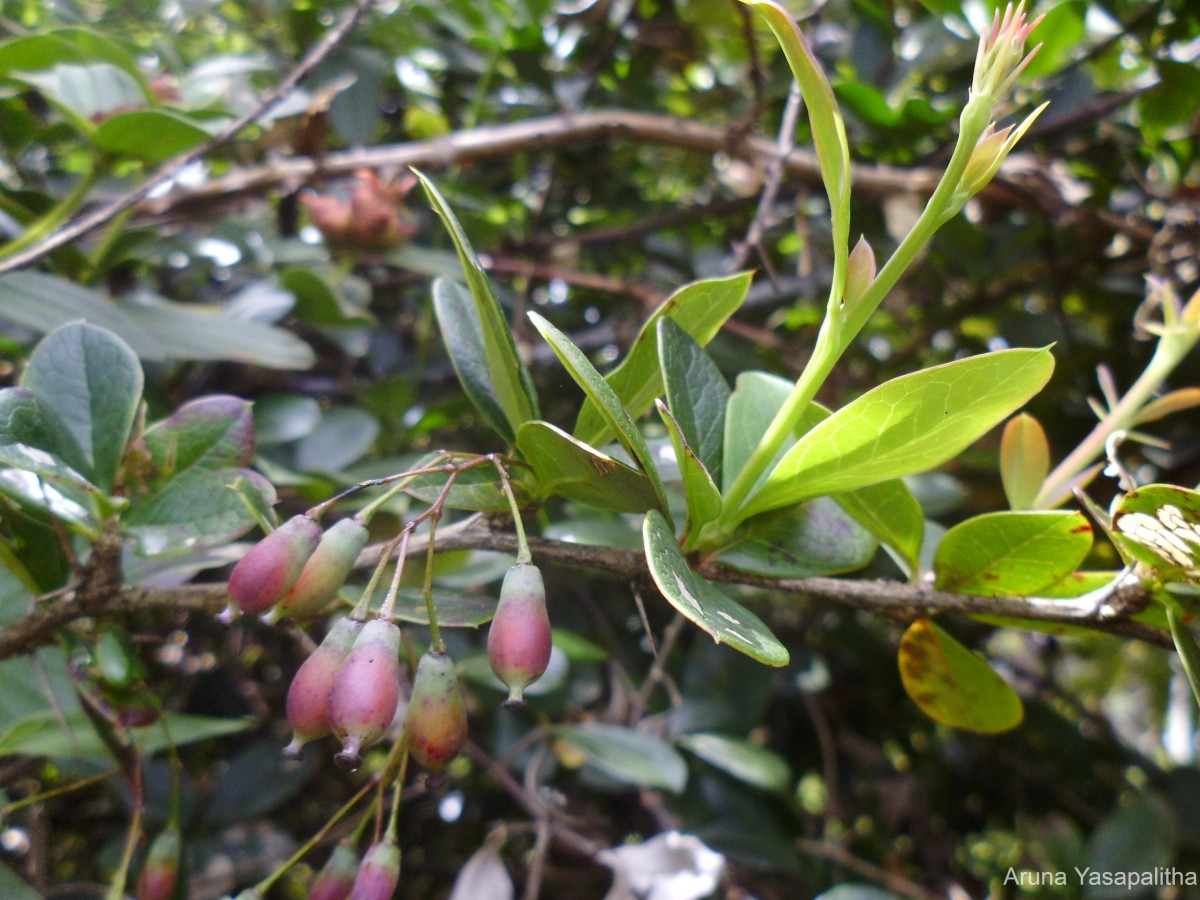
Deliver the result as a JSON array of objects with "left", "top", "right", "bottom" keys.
[
  {"left": 328, "top": 618, "right": 402, "bottom": 769},
  {"left": 487, "top": 563, "right": 552, "bottom": 707},
  {"left": 268, "top": 518, "right": 369, "bottom": 622},
  {"left": 406, "top": 649, "right": 468, "bottom": 772},
  {"left": 284, "top": 616, "right": 365, "bottom": 759},
  {"left": 227, "top": 515, "right": 322, "bottom": 617},
  {"left": 308, "top": 840, "right": 359, "bottom": 900},
  {"left": 348, "top": 837, "right": 401, "bottom": 900},
  {"left": 136, "top": 827, "right": 180, "bottom": 900}
]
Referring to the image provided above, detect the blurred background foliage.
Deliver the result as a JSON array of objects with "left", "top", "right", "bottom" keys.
[{"left": 0, "top": 0, "right": 1198, "bottom": 896}]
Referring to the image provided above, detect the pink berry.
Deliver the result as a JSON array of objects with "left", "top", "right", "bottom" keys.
[
  {"left": 268, "top": 518, "right": 369, "bottom": 622},
  {"left": 227, "top": 515, "right": 322, "bottom": 616},
  {"left": 487, "top": 563, "right": 552, "bottom": 707},
  {"left": 328, "top": 618, "right": 402, "bottom": 769},
  {"left": 406, "top": 649, "right": 468, "bottom": 772},
  {"left": 348, "top": 837, "right": 401, "bottom": 900},
  {"left": 308, "top": 840, "right": 358, "bottom": 900},
  {"left": 136, "top": 828, "right": 180, "bottom": 900},
  {"left": 284, "top": 617, "right": 365, "bottom": 758}
]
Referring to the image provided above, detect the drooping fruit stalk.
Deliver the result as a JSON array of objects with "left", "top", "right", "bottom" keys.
[
  {"left": 284, "top": 616, "right": 366, "bottom": 758},
  {"left": 268, "top": 517, "right": 370, "bottom": 622},
  {"left": 308, "top": 840, "right": 359, "bottom": 900},
  {"left": 487, "top": 562, "right": 552, "bottom": 707},
  {"left": 227, "top": 515, "right": 322, "bottom": 617},
  {"left": 328, "top": 618, "right": 402, "bottom": 769},
  {"left": 406, "top": 648, "right": 468, "bottom": 771},
  {"left": 348, "top": 836, "right": 401, "bottom": 900},
  {"left": 135, "top": 827, "right": 181, "bottom": 900}
]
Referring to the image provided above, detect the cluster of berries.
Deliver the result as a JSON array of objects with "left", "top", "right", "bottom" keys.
[{"left": 224, "top": 514, "right": 553, "bottom": 775}]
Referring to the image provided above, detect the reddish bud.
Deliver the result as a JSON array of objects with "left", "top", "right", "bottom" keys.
[
  {"left": 269, "top": 518, "right": 370, "bottom": 622},
  {"left": 487, "top": 563, "right": 552, "bottom": 707},
  {"left": 284, "top": 617, "right": 366, "bottom": 758},
  {"left": 328, "top": 618, "right": 402, "bottom": 769},
  {"left": 227, "top": 515, "right": 322, "bottom": 617},
  {"left": 348, "top": 837, "right": 401, "bottom": 900},
  {"left": 407, "top": 649, "right": 468, "bottom": 772},
  {"left": 136, "top": 828, "right": 181, "bottom": 900},
  {"left": 308, "top": 840, "right": 359, "bottom": 900}
]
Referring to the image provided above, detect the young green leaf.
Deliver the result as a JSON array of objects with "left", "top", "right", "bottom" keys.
[
  {"left": 714, "top": 497, "right": 876, "bottom": 578},
  {"left": 417, "top": 171, "right": 538, "bottom": 442},
  {"left": 737, "top": 348, "right": 1055, "bottom": 522},
  {"left": 897, "top": 618, "right": 1023, "bottom": 733},
  {"left": 556, "top": 722, "right": 688, "bottom": 793},
  {"left": 833, "top": 480, "right": 924, "bottom": 580},
  {"left": 517, "top": 420, "right": 662, "bottom": 514},
  {"left": 574, "top": 272, "right": 751, "bottom": 448},
  {"left": 657, "top": 401, "right": 722, "bottom": 535},
  {"left": 18, "top": 323, "right": 143, "bottom": 493},
  {"left": 91, "top": 109, "right": 210, "bottom": 163},
  {"left": 721, "top": 371, "right": 796, "bottom": 495},
  {"left": 934, "top": 510, "right": 1093, "bottom": 596},
  {"left": 1000, "top": 413, "right": 1050, "bottom": 510},
  {"left": 658, "top": 317, "right": 729, "bottom": 482},
  {"left": 643, "top": 509, "right": 789, "bottom": 666},
  {"left": 529, "top": 312, "right": 670, "bottom": 518}
]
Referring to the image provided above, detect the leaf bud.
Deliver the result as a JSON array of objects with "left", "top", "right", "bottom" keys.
[
  {"left": 284, "top": 616, "right": 366, "bottom": 759},
  {"left": 328, "top": 618, "right": 402, "bottom": 769},
  {"left": 407, "top": 648, "right": 468, "bottom": 772},
  {"left": 487, "top": 563, "right": 552, "bottom": 707},
  {"left": 227, "top": 515, "right": 322, "bottom": 617},
  {"left": 268, "top": 518, "right": 370, "bottom": 622}
]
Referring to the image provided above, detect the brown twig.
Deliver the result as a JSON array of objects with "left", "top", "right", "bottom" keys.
[
  {"left": 796, "top": 837, "right": 945, "bottom": 900},
  {"left": 0, "top": 514, "right": 1173, "bottom": 662},
  {"left": 0, "top": 0, "right": 375, "bottom": 275}
]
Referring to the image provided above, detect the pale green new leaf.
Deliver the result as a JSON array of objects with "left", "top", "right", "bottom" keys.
[
  {"left": 738, "top": 348, "right": 1054, "bottom": 522},
  {"left": 529, "top": 312, "right": 670, "bottom": 518},
  {"left": 575, "top": 272, "right": 751, "bottom": 448},
  {"left": 557, "top": 722, "right": 688, "bottom": 793},
  {"left": 657, "top": 401, "right": 722, "bottom": 534}
]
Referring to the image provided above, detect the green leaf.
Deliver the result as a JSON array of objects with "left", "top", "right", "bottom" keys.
[
  {"left": 1139, "top": 60, "right": 1200, "bottom": 144},
  {"left": 1112, "top": 484, "right": 1200, "bottom": 583},
  {"left": 1168, "top": 608, "right": 1200, "bottom": 716},
  {"left": 281, "top": 267, "right": 374, "bottom": 326},
  {"left": 91, "top": 109, "right": 210, "bottom": 163},
  {"left": 643, "top": 509, "right": 788, "bottom": 666},
  {"left": 0, "top": 444, "right": 103, "bottom": 530},
  {"left": 19, "top": 322, "right": 143, "bottom": 493},
  {"left": 389, "top": 589, "right": 498, "bottom": 628},
  {"left": 403, "top": 452, "right": 535, "bottom": 513},
  {"left": 123, "top": 467, "right": 275, "bottom": 555},
  {"left": 740, "top": 348, "right": 1055, "bottom": 522},
  {"left": 10, "top": 62, "right": 143, "bottom": 127},
  {"left": 658, "top": 318, "right": 729, "bottom": 481},
  {"left": 0, "top": 28, "right": 148, "bottom": 88},
  {"left": 529, "top": 312, "right": 670, "bottom": 517},
  {"left": 556, "top": 723, "right": 688, "bottom": 794},
  {"left": 294, "top": 407, "right": 380, "bottom": 473},
  {"left": 1000, "top": 413, "right": 1050, "bottom": 511},
  {"left": 715, "top": 497, "right": 876, "bottom": 578},
  {"left": 417, "top": 171, "right": 538, "bottom": 441},
  {"left": 721, "top": 371, "right": 803, "bottom": 495},
  {"left": 0, "top": 710, "right": 252, "bottom": 760},
  {"left": 575, "top": 272, "right": 751, "bottom": 448},
  {"left": 1084, "top": 794, "right": 1177, "bottom": 893},
  {"left": 740, "top": 0, "right": 849, "bottom": 300},
  {"left": 143, "top": 395, "right": 255, "bottom": 475},
  {"left": 676, "top": 732, "right": 792, "bottom": 792},
  {"left": 517, "top": 420, "right": 661, "bottom": 514},
  {"left": 934, "top": 511, "right": 1093, "bottom": 597},
  {"left": 656, "top": 402, "right": 722, "bottom": 534},
  {"left": 834, "top": 479, "right": 924, "bottom": 579},
  {"left": 0, "top": 862, "right": 39, "bottom": 900},
  {"left": 897, "top": 618, "right": 1023, "bottom": 734}
]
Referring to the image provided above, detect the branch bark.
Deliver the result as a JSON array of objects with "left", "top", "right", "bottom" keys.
[{"left": 0, "top": 515, "right": 1170, "bottom": 663}]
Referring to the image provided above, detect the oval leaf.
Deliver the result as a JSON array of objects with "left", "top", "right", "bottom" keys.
[
  {"left": 1000, "top": 413, "right": 1050, "bottom": 510},
  {"left": 676, "top": 732, "right": 792, "bottom": 792},
  {"left": 934, "top": 510, "right": 1093, "bottom": 596},
  {"left": 897, "top": 618, "right": 1023, "bottom": 733},
  {"left": 643, "top": 509, "right": 789, "bottom": 666},
  {"left": 1112, "top": 484, "right": 1200, "bottom": 582},
  {"left": 658, "top": 317, "right": 730, "bottom": 482},
  {"left": 91, "top": 109, "right": 210, "bottom": 163},
  {"left": 557, "top": 722, "right": 688, "bottom": 794},
  {"left": 741, "top": 348, "right": 1055, "bottom": 522},
  {"left": 517, "top": 420, "right": 661, "bottom": 514},
  {"left": 656, "top": 401, "right": 722, "bottom": 535},
  {"left": 716, "top": 497, "right": 876, "bottom": 578},
  {"left": 529, "top": 312, "right": 670, "bottom": 518}
]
